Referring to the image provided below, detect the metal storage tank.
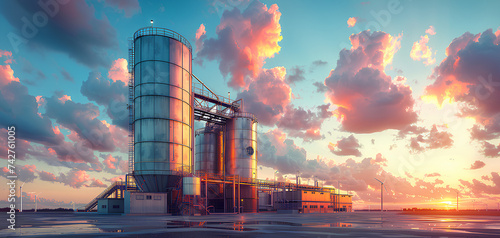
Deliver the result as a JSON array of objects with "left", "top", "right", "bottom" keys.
[
  {"left": 225, "top": 113, "right": 258, "bottom": 213},
  {"left": 194, "top": 124, "right": 224, "bottom": 175},
  {"left": 132, "top": 27, "right": 193, "bottom": 192},
  {"left": 225, "top": 113, "right": 258, "bottom": 179}
]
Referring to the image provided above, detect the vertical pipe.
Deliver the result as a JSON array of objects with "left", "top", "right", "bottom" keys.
[
  {"left": 223, "top": 125, "right": 226, "bottom": 213},
  {"left": 238, "top": 176, "right": 241, "bottom": 213},
  {"left": 233, "top": 176, "right": 235, "bottom": 213},
  {"left": 205, "top": 173, "right": 208, "bottom": 213}
]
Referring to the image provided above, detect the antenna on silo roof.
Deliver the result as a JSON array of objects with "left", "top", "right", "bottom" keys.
[{"left": 150, "top": 19, "right": 154, "bottom": 27}]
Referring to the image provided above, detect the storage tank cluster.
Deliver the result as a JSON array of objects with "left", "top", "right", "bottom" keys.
[
  {"left": 131, "top": 26, "right": 258, "bottom": 213},
  {"left": 195, "top": 115, "right": 258, "bottom": 213}
]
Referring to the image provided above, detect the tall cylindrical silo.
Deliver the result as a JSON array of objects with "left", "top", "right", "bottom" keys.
[
  {"left": 194, "top": 124, "right": 224, "bottom": 175},
  {"left": 225, "top": 114, "right": 257, "bottom": 179},
  {"left": 132, "top": 27, "right": 192, "bottom": 192},
  {"left": 225, "top": 113, "right": 258, "bottom": 212}
]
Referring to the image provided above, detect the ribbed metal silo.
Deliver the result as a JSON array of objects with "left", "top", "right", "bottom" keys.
[
  {"left": 225, "top": 114, "right": 257, "bottom": 179},
  {"left": 194, "top": 124, "right": 224, "bottom": 175},
  {"left": 132, "top": 27, "right": 192, "bottom": 192},
  {"left": 225, "top": 113, "right": 258, "bottom": 213}
]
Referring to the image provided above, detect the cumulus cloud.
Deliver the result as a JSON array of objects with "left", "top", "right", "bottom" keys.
[
  {"left": 425, "top": 25, "right": 436, "bottom": 35},
  {"left": 195, "top": 24, "right": 206, "bottom": 53},
  {"left": 101, "top": 154, "right": 128, "bottom": 174},
  {"left": 38, "top": 170, "right": 57, "bottom": 182},
  {"left": 408, "top": 125, "right": 453, "bottom": 153},
  {"left": 57, "top": 169, "right": 91, "bottom": 188},
  {"left": 460, "top": 172, "right": 500, "bottom": 195},
  {"left": 313, "top": 81, "right": 328, "bottom": 93},
  {"left": 328, "top": 135, "right": 362, "bottom": 157},
  {"left": 469, "top": 160, "right": 486, "bottom": 170},
  {"left": 482, "top": 142, "right": 500, "bottom": 157},
  {"left": 423, "top": 29, "right": 500, "bottom": 116},
  {"left": 107, "top": 58, "right": 129, "bottom": 84},
  {"left": 237, "top": 67, "right": 291, "bottom": 126},
  {"left": 1, "top": 164, "right": 38, "bottom": 183},
  {"left": 397, "top": 125, "right": 428, "bottom": 139},
  {"left": 324, "top": 30, "right": 417, "bottom": 133},
  {"left": 410, "top": 35, "right": 436, "bottom": 65},
  {"left": 0, "top": 62, "right": 64, "bottom": 147},
  {"left": 312, "top": 60, "right": 327, "bottom": 67},
  {"left": 81, "top": 70, "right": 128, "bottom": 129},
  {"left": 103, "top": 0, "right": 141, "bottom": 17},
  {"left": 424, "top": 172, "right": 441, "bottom": 177},
  {"left": 347, "top": 17, "right": 358, "bottom": 27},
  {"left": 277, "top": 104, "right": 331, "bottom": 141},
  {"left": 0, "top": 1, "right": 117, "bottom": 68},
  {"left": 285, "top": 66, "right": 305, "bottom": 85},
  {"left": 44, "top": 95, "right": 116, "bottom": 152},
  {"left": 0, "top": 51, "right": 107, "bottom": 172},
  {"left": 257, "top": 129, "right": 460, "bottom": 203},
  {"left": 196, "top": 0, "right": 282, "bottom": 88}
]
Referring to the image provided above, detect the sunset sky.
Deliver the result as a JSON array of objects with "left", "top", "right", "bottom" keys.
[{"left": 1, "top": 0, "right": 499, "bottom": 210}]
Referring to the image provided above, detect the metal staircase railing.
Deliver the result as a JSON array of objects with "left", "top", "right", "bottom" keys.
[{"left": 81, "top": 181, "right": 126, "bottom": 212}]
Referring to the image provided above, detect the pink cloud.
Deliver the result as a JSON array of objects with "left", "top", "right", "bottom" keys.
[
  {"left": 425, "top": 25, "right": 436, "bottom": 35},
  {"left": 195, "top": 24, "right": 206, "bottom": 53},
  {"left": 409, "top": 125, "right": 453, "bottom": 153},
  {"left": 108, "top": 58, "right": 128, "bottom": 84},
  {"left": 39, "top": 171, "right": 58, "bottom": 181},
  {"left": 324, "top": 30, "right": 417, "bottom": 133},
  {"left": 328, "top": 135, "right": 362, "bottom": 157},
  {"left": 425, "top": 172, "right": 441, "bottom": 177},
  {"left": 237, "top": 67, "right": 291, "bottom": 126},
  {"left": 469, "top": 160, "right": 486, "bottom": 170},
  {"left": 58, "top": 95, "right": 72, "bottom": 103},
  {"left": 347, "top": 17, "right": 358, "bottom": 27},
  {"left": 460, "top": 172, "right": 500, "bottom": 195},
  {"left": 0, "top": 50, "right": 19, "bottom": 87},
  {"left": 197, "top": 0, "right": 282, "bottom": 88},
  {"left": 410, "top": 35, "right": 436, "bottom": 65},
  {"left": 103, "top": 154, "right": 117, "bottom": 170},
  {"left": 423, "top": 29, "right": 500, "bottom": 143},
  {"left": 88, "top": 178, "right": 107, "bottom": 188},
  {"left": 277, "top": 104, "right": 331, "bottom": 141}
]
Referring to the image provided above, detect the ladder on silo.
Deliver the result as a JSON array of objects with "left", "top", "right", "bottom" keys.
[{"left": 127, "top": 38, "right": 135, "bottom": 174}]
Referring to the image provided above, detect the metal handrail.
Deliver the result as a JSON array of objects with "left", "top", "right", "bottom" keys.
[{"left": 133, "top": 27, "right": 192, "bottom": 52}]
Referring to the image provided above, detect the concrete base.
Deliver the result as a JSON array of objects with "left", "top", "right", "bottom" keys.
[{"left": 277, "top": 209, "right": 299, "bottom": 214}]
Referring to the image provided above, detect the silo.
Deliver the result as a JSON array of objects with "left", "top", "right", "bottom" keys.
[
  {"left": 225, "top": 113, "right": 258, "bottom": 212},
  {"left": 132, "top": 27, "right": 192, "bottom": 192},
  {"left": 194, "top": 124, "right": 224, "bottom": 175}
]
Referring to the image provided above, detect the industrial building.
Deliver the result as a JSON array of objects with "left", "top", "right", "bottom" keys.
[{"left": 81, "top": 25, "right": 352, "bottom": 215}]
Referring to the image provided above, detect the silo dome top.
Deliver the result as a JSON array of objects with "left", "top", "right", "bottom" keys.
[{"left": 133, "top": 27, "right": 192, "bottom": 52}]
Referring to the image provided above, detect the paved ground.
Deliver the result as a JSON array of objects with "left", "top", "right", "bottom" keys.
[{"left": 1, "top": 211, "right": 500, "bottom": 237}]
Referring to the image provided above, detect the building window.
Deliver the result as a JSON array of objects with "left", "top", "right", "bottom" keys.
[
  {"left": 136, "top": 195, "right": 144, "bottom": 200},
  {"left": 311, "top": 192, "right": 315, "bottom": 194},
  {"left": 113, "top": 205, "right": 120, "bottom": 209},
  {"left": 154, "top": 195, "right": 161, "bottom": 200},
  {"left": 304, "top": 205, "right": 307, "bottom": 208},
  {"left": 320, "top": 206, "right": 324, "bottom": 208},
  {"left": 303, "top": 191, "right": 307, "bottom": 194},
  {"left": 146, "top": 195, "right": 152, "bottom": 200},
  {"left": 101, "top": 205, "right": 107, "bottom": 208}
]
